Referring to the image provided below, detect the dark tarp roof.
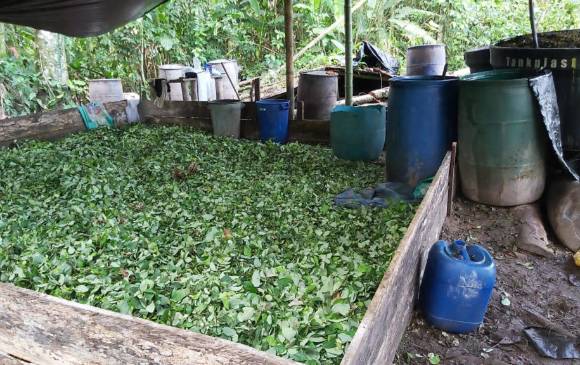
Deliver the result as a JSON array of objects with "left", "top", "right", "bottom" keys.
[{"left": 0, "top": 0, "right": 168, "bottom": 37}]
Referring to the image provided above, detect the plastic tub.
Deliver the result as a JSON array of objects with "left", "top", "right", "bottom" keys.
[
  {"left": 256, "top": 100, "right": 290, "bottom": 143},
  {"left": 208, "top": 100, "right": 244, "bottom": 139},
  {"left": 330, "top": 104, "right": 386, "bottom": 161}
]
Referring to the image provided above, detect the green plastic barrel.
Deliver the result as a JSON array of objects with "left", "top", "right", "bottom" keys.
[
  {"left": 330, "top": 104, "right": 386, "bottom": 161},
  {"left": 458, "top": 69, "right": 547, "bottom": 206}
]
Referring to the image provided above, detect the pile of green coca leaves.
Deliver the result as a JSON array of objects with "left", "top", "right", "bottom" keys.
[{"left": 0, "top": 126, "right": 414, "bottom": 364}]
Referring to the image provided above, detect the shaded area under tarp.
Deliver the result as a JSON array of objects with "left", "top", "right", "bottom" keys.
[{"left": 0, "top": 0, "right": 168, "bottom": 37}]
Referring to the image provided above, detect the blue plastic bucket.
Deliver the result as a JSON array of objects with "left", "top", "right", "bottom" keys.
[{"left": 256, "top": 100, "right": 290, "bottom": 143}]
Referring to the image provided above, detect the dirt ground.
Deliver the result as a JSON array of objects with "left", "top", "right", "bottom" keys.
[{"left": 395, "top": 197, "right": 579, "bottom": 365}]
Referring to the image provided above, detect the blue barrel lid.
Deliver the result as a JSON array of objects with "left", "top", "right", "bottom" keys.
[{"left": 389, "top": 75, "right": 458, "bottom": 86}]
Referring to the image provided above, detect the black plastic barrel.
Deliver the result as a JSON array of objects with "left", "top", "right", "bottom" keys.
[
  {"left": 490, "top": 29, "right": 580, "bottom": 152},
  {"left": 386, "top": 76, "right": 459, "bottom": 187},
  {"left": 464, "top": 47, "right": 492, "bottom": 73}
]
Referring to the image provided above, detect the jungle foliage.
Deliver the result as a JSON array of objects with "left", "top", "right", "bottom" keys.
[{"left": 0, "top": 0, "right": 579, "bottom": 117}]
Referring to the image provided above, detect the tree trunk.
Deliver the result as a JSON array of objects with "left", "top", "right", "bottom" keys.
[
  {"left": 0, "top": 23, "right": 6, "bottom": 58},
  {"left": 36, "top": 30, "right": 69, "bottom": 85}
]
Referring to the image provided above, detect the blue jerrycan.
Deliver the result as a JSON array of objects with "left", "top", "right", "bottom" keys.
[{"left": 420, "top": 240, "right": 496, "bottom": 333}]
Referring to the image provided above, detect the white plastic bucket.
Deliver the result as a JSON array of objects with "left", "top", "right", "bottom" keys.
[
  {"left": 89, "top": 79, "right": 123, "bottom": 103},
  {"left": 158, "top": 64, "right": 186, "bottom": 101}
]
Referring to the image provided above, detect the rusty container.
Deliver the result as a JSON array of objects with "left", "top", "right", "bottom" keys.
[{"left": 297, "top": 71, "right": 338, "bottom": 120}]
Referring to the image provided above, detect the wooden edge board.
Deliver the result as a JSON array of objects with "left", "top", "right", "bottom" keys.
[
  {"left": 0, "top": 101, "right": 129, "bottom": 147},
  {"left": 0, "top": 284, "right": 298, "bottom": 365},
  {"left": 341, "top": 153, "right": 451, "bottom": 365}
]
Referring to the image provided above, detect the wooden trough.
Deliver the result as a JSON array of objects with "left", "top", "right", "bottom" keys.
[{"left": 0, "top": 101, "right": 450, "bottom": 365}]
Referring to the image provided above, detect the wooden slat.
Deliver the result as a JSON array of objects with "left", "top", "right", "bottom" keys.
[
  {"left": 341, "top": 153, "right": 451, "bottom": 365},
  {"left": 139, "top": 100, "right": 330, "bottom": 145},
  {"left": 0, "top": 101, "right": 129, "bottom": 147},
  {"left": 139, "top": 100, "right": 257, "bottom": 121},
  {"left": 0, "top": 284, "right": 297, "bottom": 365}
]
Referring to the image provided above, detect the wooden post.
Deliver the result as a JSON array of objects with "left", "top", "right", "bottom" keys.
[
  {"left": 529, "top": 0, "right": 539, "bottom": 48},
  {"left": 344, "top": 0, "right": 353, "bottom": 106},
  {"left": 284, "top": 0, "right": 295, "bottom": 119},
  {"left": 254, "top": 78, "right": 261, "bottom": 101}
]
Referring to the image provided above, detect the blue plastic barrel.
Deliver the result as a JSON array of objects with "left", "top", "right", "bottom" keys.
[
  {"left": 256, "top": 100, "right": 290, "bottom": 143},
  {"left": 420, "top": 240, "right": 496, "bottom": 333},
  {"left": 386, "top": 76, "right": 458, "bottom": 187},
  {"left": 330, "top": 104, "right": 386, "bottom": 161}
]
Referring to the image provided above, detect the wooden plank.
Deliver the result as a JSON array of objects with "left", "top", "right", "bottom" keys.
[
  {"left": 0, "top": 284, "right": 297, "bottom": 365},
  {"left": 139, "top": 100, "right": 257, "bottom": 121},
  {"left": 0, "top": 101, "right": 128, "bottom": 147},
  {"left": 139, "top": 100, "right": 330, "bottom": 145},
  {"left": 448, "top": 142, "right": 458, "bottom": 216},
  {"left": 341, "top": 153, "right": 451, "bottom": 365}
]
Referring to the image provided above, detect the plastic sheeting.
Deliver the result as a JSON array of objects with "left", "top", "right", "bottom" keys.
[
  {"left": 529, "top": 71, "right": 580, "bottom": 181},
  {"left": 354, "top": 41, "right": 400, "bottom": 75},
  {"left": 524, "top": 327, "right": 580, "bottom": 359},
  {"left": 0, "top": 0, "right": 167, "bottom": 37}
]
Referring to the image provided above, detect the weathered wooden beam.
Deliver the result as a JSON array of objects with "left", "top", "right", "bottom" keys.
[
  {"left": 341, "top": 153, "right": 451, "bottom": 365},
  {"left": 0, "top": 101, "right": 128, "bottom": 147},
  {"left": 0, "top": 284, "right": 297, "bottom": 365},
  {"left": 139, "top": 100, "right": 330, "bottom": 145},
  {"left": 336, "top": 87, "right": 389, "bottom": 106}
]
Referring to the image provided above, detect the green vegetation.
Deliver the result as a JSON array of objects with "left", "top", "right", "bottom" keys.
[
  {"left": 1, "top": 0, "right": 579, "bottom": 117},
  {"left": 0, "top": 126, "right": 414, "bottom": 364}
]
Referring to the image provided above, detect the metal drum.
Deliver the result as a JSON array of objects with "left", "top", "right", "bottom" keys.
[
  {"left": 406, "top": 45, "right": 446, "bottom": 76},
  {"left": 297, "top": 71, "right": 338, "bottom": 120}
]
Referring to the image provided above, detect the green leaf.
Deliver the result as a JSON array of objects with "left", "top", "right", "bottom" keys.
[
  {"left": 118, "top": 300, "right": 131, "bottom": 314},
  {"left": 237, "top": 307, "right": 255, "bottom": 322},
  {"left": 251, "top": 270, "right": 261, "bottom": 288},
  {"left": 204, "top": 227, "right": 220, "bottom": 242},
  {"left": 331, "top": 303, "right": 350, "bottom": 316},
  {"left": 222, "top": 327, "right": 238, "bottom": 342},
  {"left": 145, "top": 302, "right": 156, "bottom": 313},
  {"left": 75, "top": 285, "right": 90, "bottom": 294},
  {"left": 280, "top": 322, "right": 297, "bottom": 342},
  {"left": 159, "top": 36, "right": 175, "bottom": 51},
  {"left": 428, "top": 353, "right": 441, "bottom": 365},
  {"left": 171, "top": 289, "right": 189, "bottom": 303}
]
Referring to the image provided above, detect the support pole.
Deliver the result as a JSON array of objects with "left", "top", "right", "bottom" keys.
[
  {"left": 344, "top": 0, "right": 353, "bottom": 106},
  {"left": 529, "top": 0, "right": 539, "bottom": 48},
  {"left": 284, "top": 0, "right": 295, "bottom": 119}
]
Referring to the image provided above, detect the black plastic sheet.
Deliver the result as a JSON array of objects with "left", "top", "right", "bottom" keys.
[
  {"left": 529, "top": 71, "right": 579, "bottom": 180},
  {"left": 354, "top": 41, "right": 400, "bottom": 75},
  {"left": 0, "top": 0, "right": 167, "bottom": 37},
  {"left": 524, "top": 327, "right": 580, "bottom": 359}
]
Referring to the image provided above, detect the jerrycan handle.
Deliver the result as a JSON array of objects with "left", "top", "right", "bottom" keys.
[{"left": 450, "top": 240, "right": 470, "bottom": 261}]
